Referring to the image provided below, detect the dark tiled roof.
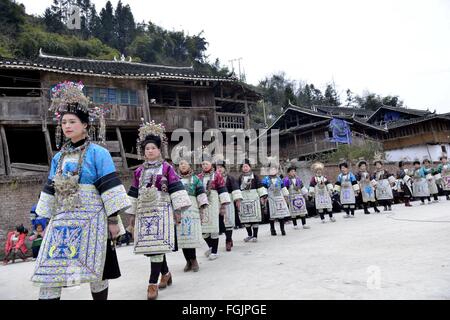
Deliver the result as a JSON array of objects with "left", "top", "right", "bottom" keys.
[
  {"left": 367, "top": 105, "right": 431, "bottom": 122},
  {"left": 386, "top": 114, "right": 450, "bottom": 129},
  {"left": 315, "top": 105, "right": 373, "bottom": 117},
  {"left": 351, "top": 117, "right": 388, "bottom": 132},
  {"left": 0, "top": 50, "right": 237, "bottom": 82},
  {"left": 286, "top": 103, "right": 333, "bottom": 119}
]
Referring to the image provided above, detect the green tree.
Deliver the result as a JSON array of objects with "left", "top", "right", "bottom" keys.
[
  {"left": 98, "top": 1, "right": 115, "bottom": 47},
  {"left": 114, "top": 1, "right": 136, "bottom": 53},
  {"left": 0, "top": 0, "right": 26, "bottom": 36},
  {"left": 324, "top": 83, "right": 340, "bottom": 106}
]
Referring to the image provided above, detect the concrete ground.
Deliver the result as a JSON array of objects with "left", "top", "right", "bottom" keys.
[{"left": 1, "top": 200, "right": 450, "bottom": 300}]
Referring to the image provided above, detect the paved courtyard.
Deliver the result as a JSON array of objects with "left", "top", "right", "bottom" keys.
[{"left": 1, "top": 200, "right": 450, "bottom": 300}]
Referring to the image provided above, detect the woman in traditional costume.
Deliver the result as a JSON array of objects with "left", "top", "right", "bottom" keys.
[
  {"left": 197, "top": 148, "right": 231, "bottom": 260},
  {"left": 309, "top": 162, "right": 336, "bottom": 223},
  {"left": 436, "top": 154, "right": 450, "bottom": 200},
  {"left": 283, "top": 166, "right": 310, "bottom": 229},
  {"left": 126, "top": 121, "right": 191, "bottom": 300},
  {"left": 396, "top": 161, "right": 413, "bottom": 207},
  {"left": 238, "top": 159, "right": 267, "bottom": 242},
  {"left": 175, "top": 151, "right": 208, "bottom": 272},
  {"left": 262, "top": 165, "right": 290, "bottom": 235},
  {"left": 334, "top": 162, "right": 360, "bottom": 218},
  {"left": 356, "top": 160, "right": 380, "bottom": 214},
  {"left": 422, "top": 158, "right": 439, "bottom": 203},
  {"left": 32, "top": 81, "right": 130, "bottom": 300},
  {"left": 216, "top": 163, "right": 243, "bottom": 251},
  {"left": 411, "top": 159, "right": 431, "bottom": 205},
  {"left": 372, "top": 158, "right": 395, "bottom": 211}
]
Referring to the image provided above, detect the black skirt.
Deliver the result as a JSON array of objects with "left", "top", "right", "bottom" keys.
[{"left": 102, "top": 239, "right": 121, "bottom": 280}]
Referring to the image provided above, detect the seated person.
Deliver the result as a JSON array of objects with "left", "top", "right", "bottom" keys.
[{"left": 3, "top": 225, "right": 28, "bottom": 265}]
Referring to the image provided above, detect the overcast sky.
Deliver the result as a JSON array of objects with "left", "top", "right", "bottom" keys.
[{"left": 18, "top": 0, "right": 450, "bottom": 113}]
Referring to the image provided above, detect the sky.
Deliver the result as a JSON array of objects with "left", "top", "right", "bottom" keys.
[{"left": 17, "top": 0, "right": 450, "bottom": 113}]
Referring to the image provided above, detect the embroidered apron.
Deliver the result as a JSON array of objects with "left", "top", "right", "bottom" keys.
[
  {"left": 287, "top": 180, "right": 307, "bottom": 217},
  {"left": 441, "top": 165, "right": 450, "bottom": 191},
  {"left": 314, "top": 179, "right": 333, "bottom": 210},
  {"left": 134, "top": 168, "right": 175, "bottom": 255},
  {"left": 32, "top": 149, "right": 108, "bottom": 288},
  {"left": 359, "top": 172, "right": 375, "bottom": 202},
  {"left": 239, "top": 189, "right": 262, "bottom": 224},
  {"left": 267, "top": 183, "right": 290, "bottom": 219},
  {"left": 426, "top": 173, "right": 439, "bottom": 194},
  {"left": 177, "top": 195, "right": 203, "bottom": 249},
  {"left": 413, "top": 176, "right": 430, "bottom": 198},
  {"left": 340, "top": 176, "right": 356, "bottom": 205},
  {"left": 223, "top": 192, "right": 236, "bottom": 228}
]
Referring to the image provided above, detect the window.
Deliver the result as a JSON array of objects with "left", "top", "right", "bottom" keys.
[
  {"left": 51, "top": 85, "right": 138, "bottom": 106},
  {"left": 108, "top": 88, "right": 117, "bottom": 104},
  {"left": 118, "top": 89, "right": 138, "bottom": 105}
]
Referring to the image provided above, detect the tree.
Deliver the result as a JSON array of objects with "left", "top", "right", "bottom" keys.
[
  {"left": 88, "top": 4, "right": 102, "bottom": 39},
  {"left": 0, "top": 0, "right": 25, "bottom": 36},
  {"left": 324, "top": 84, "right": 340, "bottom": 106},
  {"left": 355, "top": 92, "right": 383, "bottom": 111},
  {"left": 43, "top": 7, "right": 65, "bottom": 33},
  {"left": 382, "top": 95, "right": 403, "bottom": 108},
  {"left": 114, "top": 1, "right": 136, "bottom": 53},
  {"left": 98, "top": 1, "right": 115, "bottom": 47},
  {"left": 297, "top": 83, "right": 313, "bottom": 106},
  {"left": 309, "top": 84, "right": 324, "bottom": 105}
]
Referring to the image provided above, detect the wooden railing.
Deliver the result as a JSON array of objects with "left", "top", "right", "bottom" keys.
[
  {"left": 216, "top": 112, "right": 246, "bottom": 130},
  {"left": 281, "top": 140, "right": 338, "bottom": 159},
  {"left": 0, "top": 97, "right": 42, "bottom": 121}
]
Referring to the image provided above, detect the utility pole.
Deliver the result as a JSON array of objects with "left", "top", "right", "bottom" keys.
[
  {"left": 229, "top": 57, "right": 243, "bottom": 81},
  {"left": 262, "top": 100, "right": 268, "bottom": 128}
]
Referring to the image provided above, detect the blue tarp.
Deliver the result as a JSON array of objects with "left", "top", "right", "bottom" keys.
[
  {"left": 329, "top": 118, "right": 352, "bottom": 144},
  {"left": 383, "top": 111, "right": 401, "bottom": 123}
]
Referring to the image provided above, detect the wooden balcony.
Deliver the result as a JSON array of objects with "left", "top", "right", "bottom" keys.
[
  {"left": 0, "top": 97, "right": 42, "bottom": 123},
  {"left": 217, "top": 112, "right": 246, "bottom": 130},
  {"left": 281, "top": 140, "right": 338, "bottom": 159}
]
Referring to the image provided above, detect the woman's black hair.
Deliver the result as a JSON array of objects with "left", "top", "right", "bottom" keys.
[
  {"left": 358, "top": 161, "right": 367, "bottom": 167},
  {"left": 216, "top": 163, "right": 226, "bottom": 170},
  {"left": 413, "top": 160, "right": 420, "bottom": 165},
  {"left": 61, "top": 104, "right": 90, "bottom": 125},
  {"left": 15, "top": 224, "right": 25, "bottom": 234},
  {"left": 141, "top": 134, "right": 162, "bottom": 150},
  {"left": 240, "top": 159, "right": 252, "bottom": 171},
  {"left": 287, "top": 166, "right": 297, "bottom": 173},
  {"left": 339, "top": 162, "right": 349, "bottom": 169}
]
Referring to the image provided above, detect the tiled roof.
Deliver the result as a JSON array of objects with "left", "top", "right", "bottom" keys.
[
  {"left": 367, "top": 105, "right": 431, "bottom": 122},
  {"left": 386, "top": 114, "right": 450, "bottom": 129},
  {"left": 315, "top": 105, "right": 373, "bottom": 117},
  {"left": 0, "top": 50, "right": 237, "bottom": 82}
]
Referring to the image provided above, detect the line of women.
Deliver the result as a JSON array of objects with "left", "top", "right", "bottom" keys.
[{"left": 31, "top": 81, "right": 450, "bottom": 301}]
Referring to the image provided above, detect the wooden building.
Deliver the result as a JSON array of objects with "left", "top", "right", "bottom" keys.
[
  {"left": 262, "top": 103, "right": 387, "bottom": 161},
  {"left": 0, "top": 50, "right": 261, "bottom": 176},
  {"left": 365, "top": 106, "right": 450, "bottom": 161},
  {"left": 261, "top": 103, "right": 450, "bottom": 163}
]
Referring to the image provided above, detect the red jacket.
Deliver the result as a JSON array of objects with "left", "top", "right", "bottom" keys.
[{"left": 5, "top": 232, "right": 28, "bottom": 254}]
